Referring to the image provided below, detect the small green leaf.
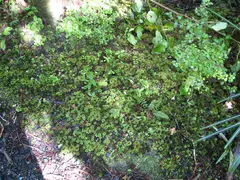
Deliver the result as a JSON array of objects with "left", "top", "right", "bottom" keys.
[
  {"left": 152, "top": 30, "right": 162, "bottom": 46},
  {"left": 127, "top": 33, "right": 137, "bottom": 45},
  {"left": 168, "top": 36, "right": 175, "bottom": 49},
  {"left": 2, "top": 27, "right": 13, "bottom": 36},
  {"left": 98, "top": 79, "right": 108, "bottom": 87},
  {"left": 147, "top": 11, "right": 157, "bottom": 23},
  {"left": 0, "top": 39, "right": 6, "bottom": 50},
  {"left": 211, "top": 22, "right": 228, "bottom": 31},
  {"left": 16, "top": 106, "right": 22, "bottom": 112},
  {"left": 153, "top": 111, "right": 169, "bottom": 120},
  {"left": 136, "top": 26, "right": 143, "bottom": 39},
  {"left": 163, "top": 23, "right": 174, "bottom": 31},
  {"left": 179, "top": 86, "right": 188, "bottom": 96},
  {"left": 148, "top": 127, "right": 154, "bottom": 134},
  {"left": 152, "top": 44, "right": 166, "bottom": 54}
]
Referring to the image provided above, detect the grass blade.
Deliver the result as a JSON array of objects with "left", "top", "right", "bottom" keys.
[
  {"left": 196, "top": 122, "right": 240, "bottom": 143},
  {"left": 216, "top": 149, "right": 229, "bottom": 164},
  {"left": 229, "top": 155, "right": 240, "bottom": 173},
  {"left": 218, "top": 93, "right": 240, "bottom": 103},
  {"left": 225, "top": 127, "right": 240, "bottom": 149},
  {"left": 213, "top": 126, "right": 228, "bottom": 142},
  {"left": 202, "top": 114, "right": 240, "bottom": 130}
]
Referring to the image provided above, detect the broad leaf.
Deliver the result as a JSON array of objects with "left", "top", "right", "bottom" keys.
[
  {"left": 152, "top": 30, "right": 162, "bottom": 46},
  {"left": 179, "top": 86, "right": 188, "bottom": 96},
  {"left": 147, "top": 11, "right": 157, "bottom": 23},
  {"left": 2, "top": 27, "right": 13, "bottom": 36},
  {"left": 136, "top": 26, "right": 143, "bottom": 39},
  {"left": 132, "top": 0, "right": 143, "bottom": 13},
  {"left": 211, "top": 22, "right": 228, "bottom": 31},
  {"left": 152, "top": 44, "right": 166, "bottom": 54},
  {"left": 127, "top": 33, "right": 137, "bottom": 45}
]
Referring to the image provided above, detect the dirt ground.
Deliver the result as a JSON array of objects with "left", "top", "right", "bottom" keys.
[{"left": 0, "top": 112, "right": 94, "bottom": 180}]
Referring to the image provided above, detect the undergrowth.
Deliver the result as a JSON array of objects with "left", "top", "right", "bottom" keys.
[{"left": 0, "top": 0, "right": 240, "bottom": 179}]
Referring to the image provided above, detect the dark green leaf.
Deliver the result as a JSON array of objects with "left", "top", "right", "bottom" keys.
[
  {"left": 0, "top": 39, "right": 6, "bottom": 50},
  {"left": 225, "top": 127, "right": 240, "bottom": 149},
  {"left": 153, "top": 111, "right": 169, "bottom": 120}
]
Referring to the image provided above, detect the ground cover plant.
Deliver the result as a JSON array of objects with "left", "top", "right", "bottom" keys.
[{"left": 0, "top": 0, "right": 240, "bottom": 179}]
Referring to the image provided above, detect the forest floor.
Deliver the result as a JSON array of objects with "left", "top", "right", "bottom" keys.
[{"left": 0, "top": 0, "right": 240, "bottom": 180}]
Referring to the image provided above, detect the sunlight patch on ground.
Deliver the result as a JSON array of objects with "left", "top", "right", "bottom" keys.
[
  {"left": 46, "top": 0, "right": 121, "bottom": 24},
  {"left": 47, "top": 0, "right": 65, "bottom": 24},
  {"left": 19, "top": 26, "right": 43, "bottom": 46},
  {"left": 24, "top": 118, "right": 91, "bottom": 179},
  {"left": 19, "top": 26, "right": 35, "bottom": 45}
]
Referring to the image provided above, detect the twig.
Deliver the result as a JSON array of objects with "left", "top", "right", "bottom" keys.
[
  {"left": 0, "top": 115, "right": 9, "bottom": 125},
  {"left": 53, "top": 156, "right": 74, "bottom": 174},
  {"left": 22, "top": 143, "right": 44, "bottom": 153},
  {"left": 0, "top": 122, "right": 3, "bottom": 138},
  {"left": 193, "top": 173, "right": 201, "bottom": 180},
  {"left": 190, "top": 141, "right": 199, "bottom": 180},
  {"left": 101, "top": 163, "right": 113, "bottom": 177},
  {"left": 0, "top": 148, "right": 13, "bottom": 165},
  {"left": 193, "top": 142, "right": 197, "bottom": 165},
  {"left": 44, "top": 173, "right": 64, "bottom": 179},
  {"left": 25, "top": 131, "right": 42, "bottom": 141}
]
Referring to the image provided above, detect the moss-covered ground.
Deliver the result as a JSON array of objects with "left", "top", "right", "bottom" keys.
[{"left": 0, "top": 0, "right": 240, "bottom": 179}]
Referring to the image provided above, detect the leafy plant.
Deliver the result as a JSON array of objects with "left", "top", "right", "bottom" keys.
[
  {"left": 0, "top": 26, "right": 13, "bottom": 50},
  {"left": 127, "top": 1, "right": 169, "bottom": 54},
  {"left": 1, "top": 0, "right": 239, "bottom": 178},
  {"left": 20, "top": 15, "right": 46, "bottom": 46},
  {"left": 173, "top": 20, "right": 234, "bottom": 94},
  {"left": 57, "top": 6, "right": 116, "bottom": 45}
]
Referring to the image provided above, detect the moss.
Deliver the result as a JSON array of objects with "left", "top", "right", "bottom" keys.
[{"left": 0, "top": 3, "right": 237, "bottom": 179}]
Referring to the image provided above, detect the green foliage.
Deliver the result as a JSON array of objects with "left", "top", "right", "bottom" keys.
[
  {"left": 127, "top": 1, "right": 237, "bottom": 95},
  {"left": 0, "top": 26, "right": 13, "bottom": 50},
  {"left": 57, "top": 7, "right": 116, "bottom": 45},
  {"left": 23, "top": 15, "right": 46, "bottom": 46},
  {"left": 173, "top": 21, "right": 234, "bottom": 94},
  {"left": 127, "top": 3, "right": 169, "bottom": 54},
  {"left": 0, "top": 0, "right": 239, "bottom": 178},
  {"left": 53, "top": 48, "right": 175, "bottom": 159}
]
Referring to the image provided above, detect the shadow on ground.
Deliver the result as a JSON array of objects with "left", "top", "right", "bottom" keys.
[{"left": 0, "top": 110, "right": 43, "bottom": 180}]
